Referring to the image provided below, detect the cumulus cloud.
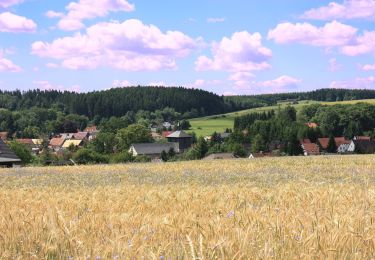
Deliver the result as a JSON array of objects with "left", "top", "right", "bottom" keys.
[
  {"left": 0, "top": 50, "right": 22, "bottom": 72},
  {"left": 341, "top": 31, "right": 375, "bottom": 56},
  {"left": 0, "top": 12, "right": 37, "bottom": 33},
  {"left": 207, "top": 17, "right": 226, "bottom": 23},
  {"left": 31, "top": 19, "right": 199, "bottom": 71},
  {"left": 48, "top": 0, "right": 135, "bottom": 31},
  {"left": 268, "top": 21, "right": 357, "bottom": 47},
  {"left": 0, "top": 0, "right": 23, "bottom": 8},
  {"left": 33, "top": 80, "right": 81, "bottom": 92},
  {"left": 196, "top": 31, "right": 271, "bottom": 87},
  {"left": 302, "top": 0, "right": 375, "bottom": 21},
  {"left": 329, "top": 76, "right": 375, "bottom": 89},
  {"left": 45, "top": 11, "right": 64, "bottom": 18},
  {"left": 361, "top": 64, "right": 375, "bottom": 71},
  {"left": 257, "top": 75, "right": 301, "bottom": 89}
]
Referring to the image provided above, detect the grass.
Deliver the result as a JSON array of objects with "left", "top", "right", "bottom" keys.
[
  {"left": 1, "top": 155, "right": 375, "bottom": 258},
  {"left": 189, "top": 99, "right": 375, "bottom": 137}
]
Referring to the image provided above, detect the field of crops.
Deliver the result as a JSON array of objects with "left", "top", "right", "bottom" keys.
[
  {"left": 1, "top": 155, "right": 375, "bottom": 258},
  {"left": 189, "top": 99, "right": 375, "bottom": 137}
]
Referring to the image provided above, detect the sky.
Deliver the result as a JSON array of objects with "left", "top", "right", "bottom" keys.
[{"left": 1, "top": 0, "right": 375, "bottom": 95}]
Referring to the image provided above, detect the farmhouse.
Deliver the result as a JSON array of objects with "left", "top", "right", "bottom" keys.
[
  {"left": 352, "top": 140, "right": 375, "bottom": 154},
  {"left": 62, "top": 140, "right": 83, "bottom": 149},
  {"left": 203, "top": 153, "right": 237, "bottom": 160},
  {"left": 49, "top": 137, "right": 65, "bottom": 151},
  {"left": 0, "top": 139, "right": 21, "bottom": 167},
  {"left": 301, "top": 142, "right": 320, "bottom": 156},
  {"left": 166, "top": 131, "right": 193, "bottom": 153},
  {"left": 129, "top": 143, "right": 178, "bottom": 159},
  {"left": 318, "top": 137, "right": 346, "bottom": 151}
]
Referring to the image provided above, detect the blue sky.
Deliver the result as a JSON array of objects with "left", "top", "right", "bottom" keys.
[{"left": 1, "top": 0, "right": 375, "bottom": 95}]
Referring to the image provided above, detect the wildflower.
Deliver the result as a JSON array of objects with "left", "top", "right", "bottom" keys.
[{"left": 227, "top": 210, "right": 234, "bottom": 218}]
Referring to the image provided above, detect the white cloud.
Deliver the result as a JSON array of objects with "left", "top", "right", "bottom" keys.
[
  {"left": 329, "top": 58, "right": 342, "bottom": 71},
  {"left": 45, "top": 11, "right": 64, "bottom": 18},
  {"left": 268, "top": 21, "right": 357, "bottom": 47},
  {"left": 0, "top": 50, "right": 22, "bottom": 72},
  {"left": 0, "top": 0, "right": 23, "bottom": 8},
  {"left": 53, "top": 0, "right": 135, "bottom": 31},
  {"left": 361, "top": 64, "right": 375, "bottom": 71},
  {"left": 33, "top": 80, "right": 81, "bottom": 92},
  {"left": 0, "top": 12, "right": 37, "bottom": 33},
  {"left": 32, "top": 19, "right": 199, "bottom": 71},
  {"left": 302, "top": 0, "right": 375, "bottom": 21},
  {"left": 329, "top": 76, "right": 375, "bottom": 89}
]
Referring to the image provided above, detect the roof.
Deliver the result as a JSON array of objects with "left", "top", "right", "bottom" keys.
[
  {"left": 0, "top": 139, "right": 21, "bottom": 162},
  {"left": 49, "top": 137, "right": 65, "bottom": 147},
  {"left": 318, "top": 137, "right": 347, "bottom": 150},
  {"left": 60, "top": 133, "right": 75, "bottom": 140},
  {"left": 300, "top": 139, "right": 311, "bottom": 144},
  {"left": 0, "top": 132, "right": 8, "bottom": 140},
  {"left": 166, "top": 131, "right": 192, "bottom": 138},
  {"left": 84, "top": 126, "right": 98, "bottom": 133},
  {"left": 32, "top": 139, "right": 43, "bottom": 145},
  {"left": 130, "top": 143, "right": 177, "bottom": 155},
  {"left": 353, "top": 140, "right": 375, "bottom": 153},
  {"left": 73, "top": 132, "right": 88, "bottom": 140},
  {"left": 305, "top": 122, "right": 318, "bottom": 128},
  {"left": 355, "top": 136, "right": 371, "bottom": 141},
  {"left": 162, "top": 131, "right": 174, "bottom": 138},
  {"left": 62, "top": 140, "right": 83, "bottom": 148},
  {"left": 302, "top": 143, "right": 320, "bottom": 155},
  {"left": 15, "top": 139, "right": 34, "bottom": 145},
  {"left": 204, "top": 153, "right": 237, "bottom": 160}
]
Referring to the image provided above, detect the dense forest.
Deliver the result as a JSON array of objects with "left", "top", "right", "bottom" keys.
[
  {"left": 225, "top": 88, "right": 375, "bottom": 110},
  {"left": 0, "top": 87, "right": 230, "bottom": 118}
]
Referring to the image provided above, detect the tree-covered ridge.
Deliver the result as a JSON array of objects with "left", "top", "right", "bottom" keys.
[
  {"left": 225, "top": 88, "right": 375, "bottom": 110},
  {"left": 0, "top": 87, "right": 230, "bottom": 118}
]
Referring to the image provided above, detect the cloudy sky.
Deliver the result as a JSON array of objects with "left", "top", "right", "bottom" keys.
[{"left": 1, "top": 0, "right": 375, "bottom": 95}]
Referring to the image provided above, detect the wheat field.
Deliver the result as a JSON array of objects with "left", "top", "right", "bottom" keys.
[{"left": 1, "top": 156, "right": 375, "bottom": 259}]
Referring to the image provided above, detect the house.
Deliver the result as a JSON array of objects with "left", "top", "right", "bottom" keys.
[
  {"left": 15, "top": 139, "right": 41, "bottom": 155},
  {"left": 62, "top": 140, "right": 83, "bottom": 149},
  {"left": 49, "top": 137, "right": 65, "bottom": 151},
  {"left": 73, "top": 132, "right": 89, "bottom": 141},
  {"left": 354, "top": 136, "right": 371, "bottom": 141},
  {"left": 0, "top": 139, "right": 21, "bottom": 167},
  {"left": 129, "top": 143, "right": 178, "bottom": 159},
  {"left": 162, "top": 122, "right": 174, "bottom": 130},
  {"left": 166, "top": 131, "right": 193, "bottom": 153},
  {"left": 84, "top": 126, "right": 98, "bottom": 133},
  {"left": 151, "top": 132, "right": 162, "bottom": 140},
  {"left": 301, "top": 142, "right": 320, "bottom": 156},
  {"left": 0, "top": 132, "right": 8, "bottom": 141},
  {"left": 162, "top": 131, "right": 174, "bottom": 138},
  {"left": 305, "top": 122, "right": 318, "bottom": 128},
  {"left": 203, "top": 153, "right": 237, "bottom": 160},
  {"left": 352, "top": 140, "right": 375, "bottom": 154},
  {"left": 60, "top": 133, "right": 75, "bottom": 140},
  {"left": 318, "top": 137, "right": 346, "bottom": 151},
  {"left": 336, "top": 139, "right": 351, "bottom": 154}
]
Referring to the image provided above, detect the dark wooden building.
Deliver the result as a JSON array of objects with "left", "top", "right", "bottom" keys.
[
  {"left": 166, "top": 131, "right": 193, "bottom": 153},
  {"left": 0, "top": 139, "right": 21, "bottom": 167}
]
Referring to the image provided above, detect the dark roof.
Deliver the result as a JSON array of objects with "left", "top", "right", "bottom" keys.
[
  {"left": 166, "top": 131, "right": 192, "bottom": 138},
  {"left": 0, "top": 139, "right": 21, "bottom": 162},
  {"left": 354, "top": 140, "right": 375, "bottom": 154},
  {"left": 130, "top": 143, "right": 178, "bottom": 155},
  {"left": 204, "top": 153, "right": 237, "bottom": 160}
]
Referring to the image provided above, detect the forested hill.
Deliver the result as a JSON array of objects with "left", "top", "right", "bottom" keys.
[
  {"left": 0, "top": 87, "right": 230, "bottom": 118},
  {"left": 225, "top": 88, "right": 375, "bottom": 110}
]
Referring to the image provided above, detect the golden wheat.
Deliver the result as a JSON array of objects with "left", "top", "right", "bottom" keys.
[{"left": 1, "top": 155, "right": 375, "bottom": 259}]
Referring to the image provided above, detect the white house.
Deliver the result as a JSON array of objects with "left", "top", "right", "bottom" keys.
[{"left": 347, "top": 141, "right": 356, "bottom": 153}]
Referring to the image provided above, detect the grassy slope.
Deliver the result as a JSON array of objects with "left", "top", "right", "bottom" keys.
[
  {"left": 1, "top": 155, "right": 375, "bottom": 258},
  {"left": 189, "top": 99, "right": 375, "bottom": 137}
]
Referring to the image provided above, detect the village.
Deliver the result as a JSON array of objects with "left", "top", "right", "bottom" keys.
[{"left": 0, "top": 118, "right": 373, "bottom": 168}]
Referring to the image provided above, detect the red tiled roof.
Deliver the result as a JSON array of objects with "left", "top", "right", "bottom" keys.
[
  {"left": 302, "top": 143, "right": 320, "bottom": 155},
  {"left": 318, "top": 137, "right": 347, "bottom": 150},
  {"left": 162, "top": 131, "right": 173, "bottom": 138},
  {"left": 73, "top": 132, "right": 88, "bottom": 140},
  {"left": 356, "top": 136, "right": 371, "bottom": 141},
  {"left": 16, "top": 139, "right": 34, "bottom": 145},
  {"left": 300, "top": 139, "right": 311, "bottom": 144},
  {"left": 0, "top": 132, "right": 8, "bottom": 140},
  {"left": 49, "top": 137, "right": 65, "bottom": 147}
]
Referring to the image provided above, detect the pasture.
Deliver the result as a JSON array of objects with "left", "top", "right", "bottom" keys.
[
  {"left": 189, "top": 99, "right": 375, "bottom": 137},
  {"left": 1, "top": 155, "right": 375, "bottom": 258}
]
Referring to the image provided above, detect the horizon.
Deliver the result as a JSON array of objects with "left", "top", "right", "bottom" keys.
[{"left": 1, "top": 0, "right": 375, "bottom": 95}]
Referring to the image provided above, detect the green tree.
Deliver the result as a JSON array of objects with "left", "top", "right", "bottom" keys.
[
  {"left": 8, "top": 141, "right": 33, "bottom": 165},
  {"left": 116, "top": 124, "right": 153, "bottom": 152},
  {"left": 327, "top": 135, "right": 337, "bottom": 153},
  {"left": 73, "top": 148, "right": 109, "bottom": 165},
  {"left": 251, "top": 134, "right": 266, "bottom": 153},
  {"left": 195, "top": 137, "right": 208, "bottom": 159}
]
